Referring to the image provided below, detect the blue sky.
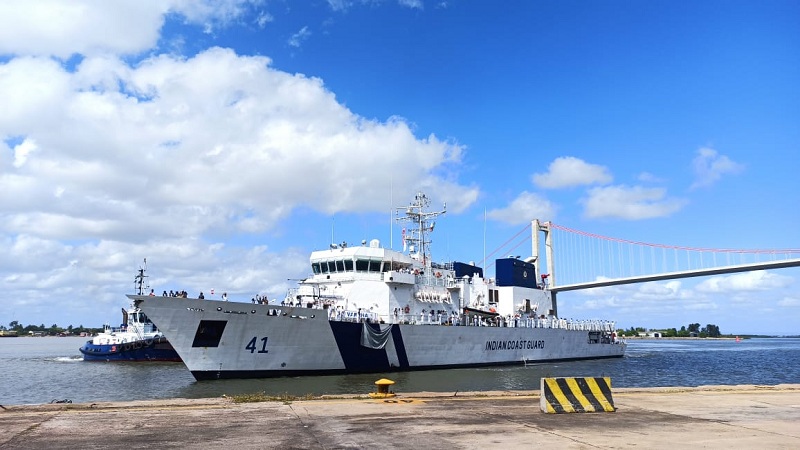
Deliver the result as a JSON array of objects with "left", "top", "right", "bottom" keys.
[{"left": 0, "top": 0, "right": 798, "bottom": 334}]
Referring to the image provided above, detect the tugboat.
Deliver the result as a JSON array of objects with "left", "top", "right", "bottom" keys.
[{"left": 80, "top": 260, "right": 181, "bottom": 362}]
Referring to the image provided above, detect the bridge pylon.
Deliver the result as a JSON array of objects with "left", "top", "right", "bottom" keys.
[{"left": 532, "top": 219, "right": 555, "bottom": 288}]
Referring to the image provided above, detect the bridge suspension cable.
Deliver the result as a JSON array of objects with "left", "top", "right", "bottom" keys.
[{"left": 547, "top": 222, "right": 800, "bottom": 286}]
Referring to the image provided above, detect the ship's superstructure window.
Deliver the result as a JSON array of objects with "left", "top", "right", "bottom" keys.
[
  {"left": 313, "top": 258, "right": 360, "bottom": 274},
  {"left": 354, "top": 258, "right": 383, "bottom": 272}
]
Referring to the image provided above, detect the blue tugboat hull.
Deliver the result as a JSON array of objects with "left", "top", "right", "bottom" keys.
[{"left": 80, "top": 337, "right": 181, "bottom": 362}]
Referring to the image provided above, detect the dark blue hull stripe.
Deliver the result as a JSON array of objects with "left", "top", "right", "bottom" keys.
[
  {"left": 391, "top": 325, "right": 410, "bottom": 368},
  {"left": 328, "top": 321, "right": 393, "bottom": 371}
]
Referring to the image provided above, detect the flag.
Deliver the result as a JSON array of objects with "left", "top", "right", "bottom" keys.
[{"left": 402, "top": 228, "right": 407, "bottom": 251}]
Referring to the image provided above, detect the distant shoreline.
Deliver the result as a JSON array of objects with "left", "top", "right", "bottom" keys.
[
  {"left": 625, "top": 336, "right": 800, "bottom": 340},
  {"left": 625, "top": 336, "right": 738, "bottom": 340}
]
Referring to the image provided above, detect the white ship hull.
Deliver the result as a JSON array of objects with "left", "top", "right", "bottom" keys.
[
  {"left": 132, "top": 296, "right": 624, "bottom": 380},
  {"left": 131, "top": 193, "right": 626, "bottom": 380}
]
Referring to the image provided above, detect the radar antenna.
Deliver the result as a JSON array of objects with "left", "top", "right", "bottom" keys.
[{"left": 395, "top": 192, "right": 446, "bottom": 268}]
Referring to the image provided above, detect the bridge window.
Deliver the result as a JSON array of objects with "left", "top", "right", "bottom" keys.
[
  {"left": 335, "top": 260, "right": 344, "bottom": 272},
  {"left": 344, "top": 260, "right": 353, "bottom": 271},
  {"left": 312, "top": 263, "right": 321, "bottom": 274},
  {"left": 355, "top": 258, "right": 382, "bottom": 272}
]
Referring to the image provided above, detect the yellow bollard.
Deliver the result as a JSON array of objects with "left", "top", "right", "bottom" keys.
[{"left": 368, "top": 378, "right": 396, "bottom": 399}]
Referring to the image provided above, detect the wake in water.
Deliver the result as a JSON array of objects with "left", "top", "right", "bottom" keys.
[{"left": 53, "top": 356, "right": 83, "bottom": 362}]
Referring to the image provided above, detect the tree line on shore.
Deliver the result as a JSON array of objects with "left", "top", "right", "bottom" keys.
[
  {"left": 1, "top": 321, "right": 104, "bottom": 336},
  {"left": 618, "top": 323, "right": 722, "bottom": 338}
]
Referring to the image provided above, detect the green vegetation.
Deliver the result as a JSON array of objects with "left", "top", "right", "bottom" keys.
[
  {"left": 617, "top": 322, "right": 723, "bottom": 338},
  {"left": 1, "top": 320, "right": 104, "bottom": 336}
]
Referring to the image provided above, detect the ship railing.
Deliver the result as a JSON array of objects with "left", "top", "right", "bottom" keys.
[
  {"left": 416, "top": 273, "right": 450, "bottom": 288},
  {"left": 377, "top": 314, "right": 617, "bottom": 332},
  {"left": 322, "top": 307, "right": 618, "bottom": 332},
  {"left": 384, "top": 313, "right": 457, "bottom": 325},
  {"left": 340, "top": 310, "right": 616, "bottom": 333},
  {"left": 327, "top": 310, "right": 380, "bottom": 323}
]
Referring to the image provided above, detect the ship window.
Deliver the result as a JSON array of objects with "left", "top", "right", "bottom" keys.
[
  {"left": 356, "top": 259, "right": 369, "bottom": 272},
  {"left": 335, "top": 260, "right": 344, "bottom": 272},
  {"left": 320, "top": 262, "right": 329, "bottom": 274},
  {"left": 192, "top": 320, "right": 227, "bottom": 347},
  {"left": 344, "top": 260, "right": 353, "bottom": 271},
  {"left": 312, "top": 263, "right": 321, "bottom": 274},
  {"left": 369, "top": 260, "right": 381, "bottom": 272}
]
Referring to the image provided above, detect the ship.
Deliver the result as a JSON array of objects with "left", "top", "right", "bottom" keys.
[
  {"left": 131, "top": 192, "right": 625, "bottom": 380},
  {"left": 80, "top": 261, "right": 181, "bottom": 362}
]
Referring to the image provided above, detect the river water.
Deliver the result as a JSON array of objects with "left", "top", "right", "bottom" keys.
[{"left": 1, "top": 336, "right": 799, "bottom": 405}]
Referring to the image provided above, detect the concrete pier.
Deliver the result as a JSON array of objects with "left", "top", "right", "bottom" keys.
[{"left": 2, "top": 384, "right": 799, "bottom": 449}]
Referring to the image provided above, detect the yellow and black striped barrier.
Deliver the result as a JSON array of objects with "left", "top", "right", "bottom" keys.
[{"left": 540, "top": 377, "right": 616, "bottom": 413}]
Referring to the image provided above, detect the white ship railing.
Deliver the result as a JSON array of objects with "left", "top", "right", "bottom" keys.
[{"left": 197, "top": 296, "right": 616, "bottom": 333}]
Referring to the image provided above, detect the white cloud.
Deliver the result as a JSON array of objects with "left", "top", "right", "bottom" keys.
[
  {"left": 0, "top": 47, "right": 473, "bottom": 242},
  {"left": 0, "top": 0, "right": 257, "bottom": 58},
  {"left": 582, "top": 185, "right": 687, "bottom": 220},
  {"left": 255, "top": 11, "right": 274, "bottom": 28},
  {"left": 0, "top": 1, "right": 165, "bottom": 58},
  {"left": 690, "top": 147, "right": 744, "bottom": 189},
  {"left": 398, "top": 0, "right": 424, "bottom": 8},
  {"left": 12, "top": 138, "right": 37, "bottom": 168},
  {"left": 778, "top": 296, "right": 800, "bottom": 307},
  {"left": 327, "top": 0, "right": 353, "bottom": 12},
  {"left": 637, "top": 171, "right": 663, "bottom": 183},
  {"left": 486, "top": 191, "right": 555, "bottom": 225},
  {"left": 288, "top": 26, "right": 312, "bottom": 48},
  {"left": 532, "top": 156, "right": 612, "bottom": 189},
  {"left": 696, "top": 270, "right": 793, "bottom": 293},
  {"left": 326, "top": 0, "right": 422, "bottom": 12}
]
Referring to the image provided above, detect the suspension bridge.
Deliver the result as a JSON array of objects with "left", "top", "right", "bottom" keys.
[{"left": 482, "top": 220, "right": 800, "bottom": 293}]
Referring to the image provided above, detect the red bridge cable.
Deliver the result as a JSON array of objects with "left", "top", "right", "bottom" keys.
[{"left": 482, "top": 223, "right": 532, "bottom": 266}]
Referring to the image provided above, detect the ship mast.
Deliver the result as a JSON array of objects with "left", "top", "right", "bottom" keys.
[
  {"left": 395, "top": 192, "right": 446, "bottom": 269},
  {"left": 134, "top": 258, "right": 149, "bottom": 295}
]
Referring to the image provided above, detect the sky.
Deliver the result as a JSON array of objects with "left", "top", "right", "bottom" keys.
[{"left": 1, "top": 0, "right": 798, "bottom": 335}]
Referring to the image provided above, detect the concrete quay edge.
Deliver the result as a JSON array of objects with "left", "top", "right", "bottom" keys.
[{"left": 2, "top": 384, "right": 800, "bottom": 449}]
